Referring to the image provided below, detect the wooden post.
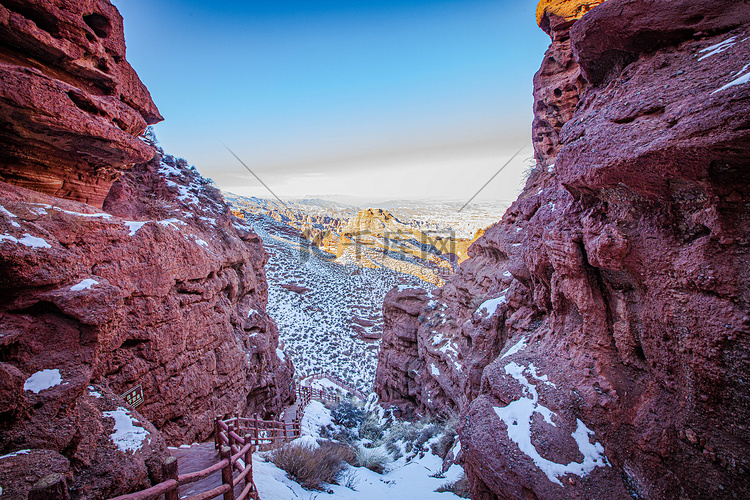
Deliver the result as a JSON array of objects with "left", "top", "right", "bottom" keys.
[
  {"left": 214, "top": 415, "right": 221, "bottom": 449},
  {"left": 228, "top": 415, "right": 235, "bottom": 449},
  {"left": 220, "top": 446, "right": 236, "bottom": 500},
  {"left": 162, "top": 456, "right": 179, "bottom": 500},
  {"left": 244, "top": 433, "right": 254, "bottom": 488},
  {"left": 28, "top": 473, "right": 69, "bottom": 500},
  {"left": 253, "top": 413, "right": 259, "bottom": 446}
]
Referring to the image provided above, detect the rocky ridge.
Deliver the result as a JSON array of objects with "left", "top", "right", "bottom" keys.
[
  {"left": 375, "top": 0, "right": 750, "bottom": 498},
  {"left": 228, "top": 196, "right": 485, "bottom": 287}
]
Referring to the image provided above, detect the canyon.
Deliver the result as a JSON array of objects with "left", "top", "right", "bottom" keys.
[
  {"left": 0, "top": 0, "right": 749, "bottom": 498},
  {"left": 375, "top": 0, "right": 750, "bottom": 498}
]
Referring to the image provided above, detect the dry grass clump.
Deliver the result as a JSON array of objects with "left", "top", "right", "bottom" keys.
[
  {"left": 436, "top": 473, "right": 470, "bottom": 498},
  {"left": 354, "top": 447, "right": 391, "bottom": 474},
  {"left": 269, "top": 440, "right": 356, "bottom": 490}
]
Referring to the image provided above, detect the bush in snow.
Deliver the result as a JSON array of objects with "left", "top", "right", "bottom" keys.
[
  {"left": 358, "top": 414, "right": 385, "bottom": 443},
  {"left": 354, "top": 446, "right": 391, "bottom": 474},
  {"left": 331, "top": 400, "right": 365, "bottom": 429},
  {"left": 430, "top": 415, "right": 457, "bottom": 459},
  {"left": 383, "top": 416, "right": 449, "bottom": 460},
  {"left": 268, "top": 440, "right": 354, "bottom": 490}
]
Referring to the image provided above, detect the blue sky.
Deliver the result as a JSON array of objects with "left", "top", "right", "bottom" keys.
[{"left": 114, "top": 0, "right": 550, "bottom": 202}]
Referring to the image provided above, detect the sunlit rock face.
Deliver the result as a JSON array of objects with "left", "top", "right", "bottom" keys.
[
  {"left": 535, "top": 0, "right": 607, "bottom": 29},
  {"left": 532, "top": 0, "right": 608, "bottom": 167},
  {"left": 0, "top": 0, "right": 163, "bottom": 208},
  {"left": 376, "top": 0, "right": 750, "bottom": 498}
]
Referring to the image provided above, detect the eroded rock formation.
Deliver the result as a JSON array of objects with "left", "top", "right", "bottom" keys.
[
  {"left": 0, "top": 0, "right": 163, "bottom": 208},
  {"left": 376, "top": 0, "right": 750, "bottom": 498},
  {"left": 0, "top": 149, "right": 295, "bottom": 497},
  {"left": 0, "top": 1, "right": 294, "bottom": 497}
]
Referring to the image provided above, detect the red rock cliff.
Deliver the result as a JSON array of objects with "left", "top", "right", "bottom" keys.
[
  {"left": 0, "top": 0, "right": 163, "bottom": 208},
  {"left": 376, "top": 0, "right": 750, "bottom": 498},
  {"left": 0, "top": 1, "right": 294, "bottom": 497}
]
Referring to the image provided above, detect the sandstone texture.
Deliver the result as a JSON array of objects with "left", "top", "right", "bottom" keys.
[
  {"left": 376, "top": 0, "right": 750, "bottom": 498},
  {"left": 0, "top": 149, "right": 295, "bottom": 496},
  {"left": 532, "top": 0, "right": 607, "bottom": 166},
  {"left": 0, "top": 1, "right": 295, "bottom": 496},
  {"left": 0, "top": 0, "right": 163, "bottom": 208}
]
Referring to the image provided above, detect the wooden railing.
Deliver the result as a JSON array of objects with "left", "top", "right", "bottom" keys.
[
  {"left": 107, "top": 435, "right": 257, "bottom": 500},
  {"left": 58, "top": 373, "right": 362, "bottom": 500},
  {"left": 216, "top": 415, "right": 300, "bottom": 453},
  {"left": 300, "top": 373, "right": 366, "bottom": 401},
  {"left": 104, "top": 414, "right": 299, "bottom": 500}
]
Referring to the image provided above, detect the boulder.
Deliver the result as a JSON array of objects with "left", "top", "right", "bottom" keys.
[{"left": 0, "top": 0, "right": 163, "bottom": 208}]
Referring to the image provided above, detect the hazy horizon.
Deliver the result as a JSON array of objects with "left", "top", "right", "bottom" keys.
[{"left": 115, "top": 0, "right": 548, "bottom": 204}]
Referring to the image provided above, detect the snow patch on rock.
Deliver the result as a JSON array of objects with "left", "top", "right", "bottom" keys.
[
  {"left": 24, "top": 369, "right": 62, "bottom": 393},
  {"left": 102, "top": 407, "right": 150, "bottom": 453},
  {"left": 0, "top": 449, "right": 30, "bottom": 460},
  {"left": 501, "top": 336, "right": 528, "bottom": 359},
  {"left": 493, "top": 361, "right": 608, "bottom": 486},
  {"left": 70, "top": 279, "right": 99, "bottom": 291}
]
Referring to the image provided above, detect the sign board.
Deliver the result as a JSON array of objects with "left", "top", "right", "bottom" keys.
[{"left": 121, "top": 384, "right": 144, "bottom": 408}]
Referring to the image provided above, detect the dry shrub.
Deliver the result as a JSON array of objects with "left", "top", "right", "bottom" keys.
[
  {"left": 269, "top": 440, "right": 353, "bottom": 490},
  {"left": 355, "top": 447, "right": 391, "bottom": 474},
  {"left": 436, "top": 473, "right": 470, "bottom": 498}
]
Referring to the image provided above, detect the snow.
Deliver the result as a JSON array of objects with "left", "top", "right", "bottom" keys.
[
  {"left": 501, "top": 336, "right": 528, "bottom": 359},
  {"left": 193, "top": 237, "right": 208, "bottom": 247},
  {"left": 430, "top": 363, "right": 440, "bottom": 376},
  {"left": 55, "top": 208, "right": 112, "bottom": 219},
  {"left": 276, "top": 348, "right": 286, "bottom": 362},
  {"left": 159, "top": 162, "right": 183, "bottom": 177},
  {"left": 713, "top": 68, "right": 750, "bottom": 94},
  {"left": 254, "top": 447, "right": 464, "bottom": 500},
  {"left": 697, "top": 36, "right": 737, "bottom": 61},
  {"left": 0, "top": 205, "right": 20, "bottom": 228},
  {"left": 88, "top": 386, "right": 103, "bottom": 398},
  {"left": 0, "top": 449, "right": 30, "bottom": 460},
  {"left": 300, "top": 401, "right": 333, "bottom": 438},
  {"left": 247, "top": 308, "right": 259, "bottom": 318},
  {"left": 102, "top": 407, "right": 150, "bottom": 453},
  {"left": 527, "top": 363, "right": 556, "bottom": 388},
  {"left": 310, "top": 377, "right": 341, "bottom": 391},
  {"left": 0, "top": 234, "right": 18, "bottom": 245},
  {"left": 124, "top": 221, "right": 148, "bottom": 236},
  {"left": 1, "top": 233, "right": 52, "bottom": 248},
  {"left": 27, "top": 204, "right": 50, "bottom": 215},
  {"left": 396, "top": 284, "right": 422, "bottom": 292},
  {"left": 732, "top": 62, "right": 750, "bottom": 77},
  {"left": 493, "top": 361, "right": 608, "bottom": 486},
  {"left": 547, "top": 163, "right": 555, "bottom": 173},
  {"left": 70, "top": 279, "right": 98, "bottom": 291},
  {"left": 157, "top": 218, "right": 187, "bottom": 229},
  {"left": 18, "top": 233, "right": 51, "bottom": 248},
  {"left": 476, "top": 295, "right": 507, "bottom": 317},
  {"left": 24, "top": 369, "right": 62, "bottom": 393}
]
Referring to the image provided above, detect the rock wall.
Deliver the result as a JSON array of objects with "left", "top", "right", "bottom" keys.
[
  {"left": 0, "top": 0, "right": 163, "bottom": 208},
  {"left": 0, "top": 1, "right": 295, "bottom": 497},
  {"left": 0, "top": 148, "right": 295, "bottom": 497},
  {"left": 375, "top": 0, "right": 750, "bottom": 498}
]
